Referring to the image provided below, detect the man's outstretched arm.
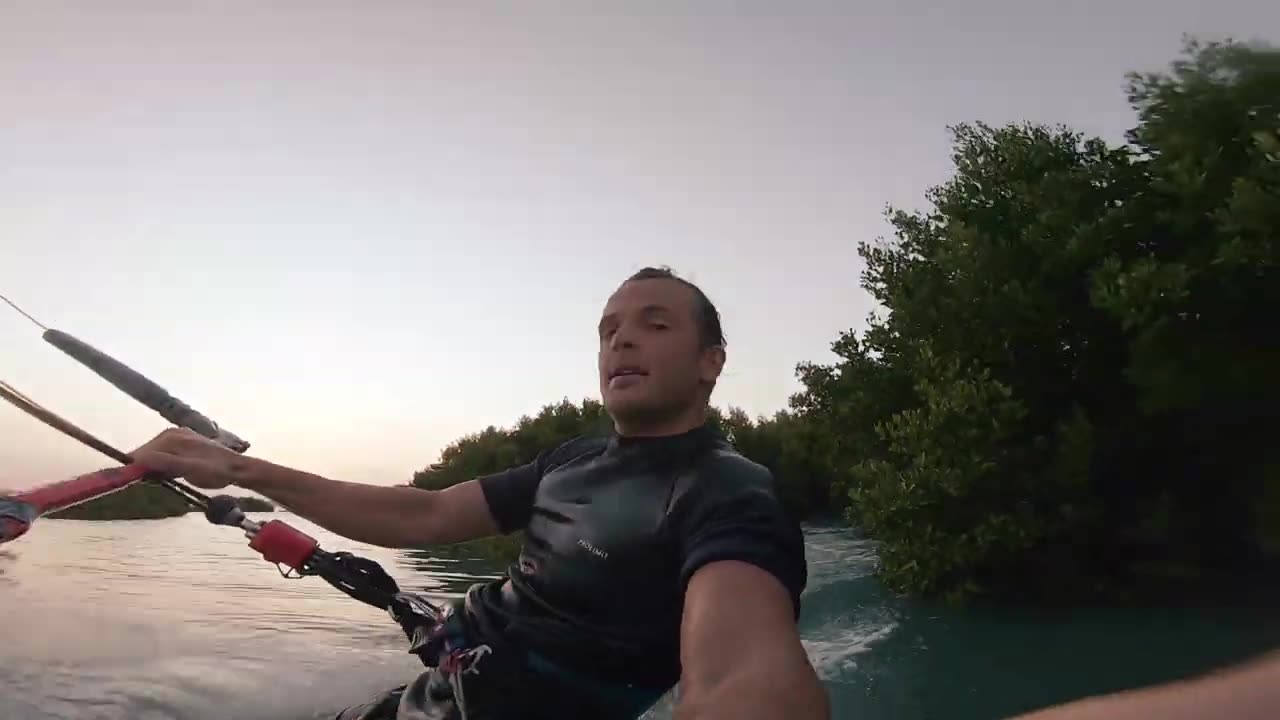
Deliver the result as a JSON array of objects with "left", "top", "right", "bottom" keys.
[
  {"left": 674, "top": 559, "right": 829, "bottom": 720},
  {"left": 131, "top": 427, "right": 505, "bottom": 549},
  {"left": 231, "top": 456, "right": 501, "bottom": 549},
  {"left": 1011, "top": 649, "right": 1280, "bottom": 720}
]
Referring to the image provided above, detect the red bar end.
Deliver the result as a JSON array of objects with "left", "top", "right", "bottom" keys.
[{"left": 248, "top": 520, "right": 319, "bottom": 570}]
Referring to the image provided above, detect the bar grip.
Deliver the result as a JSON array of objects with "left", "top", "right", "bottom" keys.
[{"left": 43, "top": 329, "right": 249, "bottom": 453}]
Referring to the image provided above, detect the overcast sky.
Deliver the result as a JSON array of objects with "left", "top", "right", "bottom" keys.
[{"left": 2, "top": 1, "right": 1276, "bottom": 487}]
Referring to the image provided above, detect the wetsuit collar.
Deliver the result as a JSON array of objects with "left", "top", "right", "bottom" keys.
[{"left": 605, "top": 421, "right": 723, "bottom": 456}]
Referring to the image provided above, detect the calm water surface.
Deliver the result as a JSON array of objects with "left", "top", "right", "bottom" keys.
[{"left": 1, "top": 514, "right": 1276, "bottom": 720}]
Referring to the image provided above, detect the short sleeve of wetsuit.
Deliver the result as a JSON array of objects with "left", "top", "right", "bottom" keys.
[
  {"left": 476, "top": 458, "right": 543, "bottom": 534},
  {"left": 671, "top": 460, "right": 808, "bottom": 617},
  {"left": 477, "top": 436, "right": 596, "bottom": 534}
]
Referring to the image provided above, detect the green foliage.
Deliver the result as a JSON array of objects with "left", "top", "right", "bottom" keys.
[
  {"left": 1087, "top": 37, "right": 1279, "bottom": 583},
  {"left": 1095, "top": 37, "right": 1280, "bottom": 415},
  {"left": 790, "top": 37, "right": 1279, "bottom": 600},
  {"left": 717, "top": 407, "right": 840, "bottom": 520},
  {"left": 850, "top": 349, "right": 1029, "bottom": 595},
  {"left": 413, "top": 399, "right": 611, "bottom": 491}
]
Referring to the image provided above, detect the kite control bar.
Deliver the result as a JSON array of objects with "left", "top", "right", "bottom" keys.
[
  {"left": 0, "top": 451, "right": 404, "bottom": 616},
  {"left": 0, "top": 380, "right": 439, "bottom": 649},
  {"left": 0, "top": 293, "right": 441, "bottom": 649}
]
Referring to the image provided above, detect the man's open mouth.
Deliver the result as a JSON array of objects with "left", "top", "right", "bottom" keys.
[{"left": 609, "top": 367, "right": 648, "bottom": 380}]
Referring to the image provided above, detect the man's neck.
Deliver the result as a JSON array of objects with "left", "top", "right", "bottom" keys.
[{"left": 613, "top": 407, "right": 708, "bottom": 439}]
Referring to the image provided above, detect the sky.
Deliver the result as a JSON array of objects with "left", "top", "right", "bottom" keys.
[{"left": 2, "top": 1, "right": 1277, "bottom": 488}]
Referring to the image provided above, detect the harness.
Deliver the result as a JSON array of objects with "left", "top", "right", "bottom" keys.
[
  {"left": 417, "top": 593, "right": 494, "bottom": 714},
  {"left": 402, "top": 585, "right": 666, "bottom": 720}
]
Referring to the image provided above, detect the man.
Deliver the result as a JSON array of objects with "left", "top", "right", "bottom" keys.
[
  {"left": 130, "top": 267, "right": 830, "bottom": 720},
  {"left": 11, "top": 267, "right": 1280, "bottom": 720}
]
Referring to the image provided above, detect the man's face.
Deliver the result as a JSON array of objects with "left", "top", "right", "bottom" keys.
[{"left": 596, "top": 277, "right": 724, "bottom": 429}]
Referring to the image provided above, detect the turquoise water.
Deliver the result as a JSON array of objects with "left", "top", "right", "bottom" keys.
[
  {"left": 800, "top": 526, "right": 1280, "bottom": 719},
  {"left": 1, "top": 514, "right": 1276, "bottom": 719}
]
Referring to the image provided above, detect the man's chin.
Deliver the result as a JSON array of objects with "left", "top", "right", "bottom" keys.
[
  {"left": 604, "top": 393, "right": 651, "bottom": 418},
  {"left": 603, "top": 397, "right": 646, "bottom": 419},
  {"left": 604, "top": 396, "right": 684, "bottom": 430}
]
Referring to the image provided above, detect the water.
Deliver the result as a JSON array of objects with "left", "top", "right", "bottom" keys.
[{"left": 1, "top": 515, "right": 1277, "bottom": 720}]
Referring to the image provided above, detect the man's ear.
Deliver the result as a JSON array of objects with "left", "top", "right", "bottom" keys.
[{"left": 700, "top": 345, "right": 726, "bottom": 384}]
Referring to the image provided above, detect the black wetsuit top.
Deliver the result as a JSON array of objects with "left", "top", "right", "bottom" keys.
[{"left": 467, "top": 423, "right": 808, "bottom": 696}]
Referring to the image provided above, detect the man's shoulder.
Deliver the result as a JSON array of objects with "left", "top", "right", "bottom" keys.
[
  {"left": 704, "top": 444, "right": 778, "bottom": 490},
  {"left": 693, "top": 442, "right": 783, "bottom": 497},
  {"left": 669, "top": 441, "right": 787, "bottom": 515},
  {"left": 672, "top": 441, "right": 809, "bottom": 612}
]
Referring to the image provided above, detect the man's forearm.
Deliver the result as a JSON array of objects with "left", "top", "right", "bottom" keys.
[
  {"left": 675, "top": 659, "right": 829, "bottom": 720},
  {"left": 231, "top": 456, "right": 438, "bottom": 549},
  {"left": 1013, "top": 650, "right": 1280, "bottom": 720}
]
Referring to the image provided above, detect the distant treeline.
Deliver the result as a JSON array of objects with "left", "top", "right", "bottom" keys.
[
  {"left": 414, "top": 39, "right": 1279, "bottom": 604},
  {"left": 49, "top": 484, "right": 274, "bottom": 520}
]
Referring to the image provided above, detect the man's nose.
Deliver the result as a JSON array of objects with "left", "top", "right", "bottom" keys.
[{"left": 608, "top": 324, "right": 638, "bottom": 350}]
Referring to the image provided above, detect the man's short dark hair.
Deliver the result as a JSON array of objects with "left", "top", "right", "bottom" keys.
[{"left": 627, "top": 266, "right": 725, "bottom": 349}]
